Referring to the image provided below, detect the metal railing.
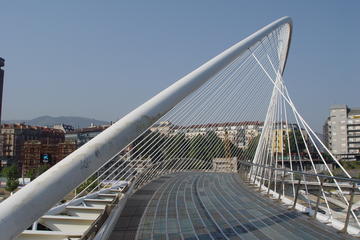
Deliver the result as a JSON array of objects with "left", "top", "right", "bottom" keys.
[{"left": 237, "top": 160, "right": 360, "bottom": 234}]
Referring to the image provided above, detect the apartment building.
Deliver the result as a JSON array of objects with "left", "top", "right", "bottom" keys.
[
  {"left": 22, "top": 140, "right": 76, "bottom": 174},
  {"left": 150, "top": 121, "right": 264, "bottom": 149},
  {"left": 0, "top": 124, "right": 64, "bottom": 167},
  {"left": 324, "top": 105, "right": 360, "bottom": 160}
]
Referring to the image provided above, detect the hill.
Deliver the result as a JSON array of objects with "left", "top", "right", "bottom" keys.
[{"left": 3, "top": 116, "right": 110, "bottom": 129}]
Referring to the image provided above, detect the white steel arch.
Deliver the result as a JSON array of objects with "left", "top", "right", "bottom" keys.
[{"left": 0, "top": 17, "right": 292, "bottom": 240}]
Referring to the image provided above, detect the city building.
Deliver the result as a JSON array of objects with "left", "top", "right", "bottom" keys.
[
  {"left": 150, "top": 121, "right": 264, "bottom": 149},
  {"left": 324, "top": 105, "right": 360, "bottom": 161},
  {"left": 57, "top": 141, "right": 77, "bottom": 160},
  {"left": 53, "top": 124, "right": 75, "bottom": 133},
  {"left": 271, "top": 123, "right": 304, "bottom": 153},
  {"left": 65, "top": 125, "right": 110, "bottom": 146},
  {"left": 22, "top": 140, "right": 76, "bottom": 174},
  {"left": 0, "top": 57, "right": 4, "bottom": 124},
  {"left": 0, "top": 124, "right": 64, "bottom": 169},
  {"left": 0, "top": 58, "right": 4, "bottom": 168},
  {"left": 212, "top": 157, "right": 238, "bottom": 172}
]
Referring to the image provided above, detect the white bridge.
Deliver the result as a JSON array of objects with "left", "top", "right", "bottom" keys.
[{"left": 0, "top": 17, "right": 359, "bottom": 240}]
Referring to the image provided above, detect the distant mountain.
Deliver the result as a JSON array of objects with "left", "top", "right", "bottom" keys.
[{"left": 3, "top": 116, "right": 110, "bottom": 129}]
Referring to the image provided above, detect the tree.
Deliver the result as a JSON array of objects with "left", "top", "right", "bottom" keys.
[
  {"left": 243, "top": 135, "right": 260, "bottom": 160},
  {"left": 1, "top": 165, "right": 19, "bottom": 192},
  {"left": 25, "top": 165, "right": 50, "bottom": 180},
  {"left": 188, "top": 131, "right": 227, "bottom": 163},
  {"left": 1, "top": 165, "right": 19, "bottom": 179},
  {"left": 163, "top": 133, "right": 189, "bottom": 169},
  {"left": 284, "top": 130, "right": 306, "bottom": 154},
  {"left": 164, "top": 133, "right": 188, "bottom": 160},
  {"left": 6, "top": 179, "right": 19, "bottom": 192},
  {"left": 131, "top": 131, "right": 167, "bottom": 163}
]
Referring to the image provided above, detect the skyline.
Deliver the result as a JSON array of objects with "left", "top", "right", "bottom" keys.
[{"left": 0, "top": 1, "right": 359, "bottom": 131}]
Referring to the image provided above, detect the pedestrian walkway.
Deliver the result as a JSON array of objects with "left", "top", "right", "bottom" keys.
[{"left": 109, "top": 172, "right": 354, "bottom": 240}]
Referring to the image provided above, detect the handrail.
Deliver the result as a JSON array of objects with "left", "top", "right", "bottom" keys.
[{"left": 238, "top": 160, "right": 360, "bottom": 184}]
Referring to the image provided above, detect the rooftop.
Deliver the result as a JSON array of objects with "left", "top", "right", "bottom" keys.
[
  {"left": 330, "top": 104, "right": 347, "bottom": 109},
  {"left": 349, "top": 108, "right": 360, "bottom": 116},
  {"left": 67, "top": 125, "right": 109, "bottom": 134},
  {"left": 1, "top": 123, "right": 64, "bottom": 134}
]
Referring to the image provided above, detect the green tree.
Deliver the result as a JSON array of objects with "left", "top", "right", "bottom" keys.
[
  {"left": 164, "top": 133, "right": 188, "bottom": 159},
  {"left": 132, "top": 131, "right": 167, "bottom": 163},
  {"left": 6, "top": 179, "right": 19, "bottom": 192},
  {"left": 284, "top": 130, "right": 306, "bottom": 154},
  {"left": 1, "top": 165, "right": 19, "bottom": 179},
  {"left": 243, "top": 135, "right": 260, "bottom": 160},
  {"left": 25, "top": 165, "right": 50, "bottom": 180},
  {"left": 1, "top": 165, "right": 19, "bottom": 192},
  {"left": 188, "top": 131, "right": 227, "bottom": 165},
  {"left": 163, "top": 133, "right": 189, "bottom": 169}
]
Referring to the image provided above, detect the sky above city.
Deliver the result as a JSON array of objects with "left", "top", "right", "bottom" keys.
[{"left": 0, "top": 1, "right": 359, "bottom": 131}]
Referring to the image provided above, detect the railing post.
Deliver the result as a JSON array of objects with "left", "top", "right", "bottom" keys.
[
  {"left": 277, "top": 174, "right": 285, "bottom": 202},
  {"left": 313, "top": 177, "right": 324, "bottom": 219},
  {"left": 252, "top": 165, "right": 258, "bottom": 185},
  {"left": 340, "top": 182, "right": 356, "bottom": 234},
  {"left": 292, "top": 178, "right": 301, "bottom": 210},
  {"left": 247, "top": 165, "right": 252, "bottom": 183},
  {"left": 239, "top": 163, "right": 244, "bottom": 179},
  {"left": 258, "top": 166, "right": 266, "bottom": 192},
  {"left": 267, "top": 167, "right": 273, "bottom": 197}
]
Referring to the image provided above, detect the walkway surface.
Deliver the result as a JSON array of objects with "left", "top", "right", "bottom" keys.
[{"left": 109, "top": 172, "right": 354, "bottom": 240}]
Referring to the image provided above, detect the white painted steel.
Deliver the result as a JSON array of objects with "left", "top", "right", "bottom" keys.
[
  {"left": 16, "top": 231, "right": 80, "bottom": 240},
  {"left": 0, "top": 16, "right": 292, "bottom": 240}
]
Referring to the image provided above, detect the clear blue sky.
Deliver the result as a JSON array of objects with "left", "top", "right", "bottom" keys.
[{"left": 0, "top": 0, "right": 359, "bottom": 131}]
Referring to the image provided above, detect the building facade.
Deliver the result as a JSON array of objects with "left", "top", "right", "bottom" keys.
[
  {"left": 65, "top": 125, "right": 110, "bottom": 146},
  {"left": 0, "top": 58, "right": 4, "bottom": 168},
  {"left": 324, "top": 105, "right": 360, "bottom": 160},
  {"left": 0, "top": 57, "right": 4, "bottom": 124},
  {"left": 150, "top": 121, "right": 263, "bottom": 149},
  {"left": 271, "top": 123, "right": 304, "bottom": 154},
  {"left": 22, "top": 140, "right": 76, "bottom": 174},
  {"left": 53, "top": 124, "right": 74, "bottom": 133},
  {"left": 212, "top": 157, "right": 238, "bottom": 173},
  {"left": 0, "top": 124, "right": 64, "bottom": 169}
]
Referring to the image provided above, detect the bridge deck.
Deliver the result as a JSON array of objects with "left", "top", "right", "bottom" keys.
[{"left": 109, "top": 172, "right": 354, "bottom": 240}]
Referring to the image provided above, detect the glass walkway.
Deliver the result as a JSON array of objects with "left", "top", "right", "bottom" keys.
[{"left": 109, "top": 172, "right": 353, "bottom": 240}]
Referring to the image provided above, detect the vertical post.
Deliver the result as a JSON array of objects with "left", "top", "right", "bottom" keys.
[
  {"left": 340, "top": 182, "right": 356, "bottom": 233},
  {"left": 313, "top": 177, "right": 324, "bottom": 219},
  {"left": 258, "top": 166, "right": 266, "bottom": 192},
  {"left": 239, "top": 162, "right": 244, "bottom": 179},
  {"left": 292, "top": 178, "right": 301, "bottom": 210},
  {"left": 267, "top": 167, "right": 273, "bottom": 196},
  {"left": 244, "top": 163, "right": 249, "bottom": 181},
  {"left": 252, "top": 165, "right": 259, "bottom": 185},
  {"left": 278, "top": 174, "right": 285, "bottom": 201},
  {"left": 247, "top": 164, "right": 252, "bottom": 183}
]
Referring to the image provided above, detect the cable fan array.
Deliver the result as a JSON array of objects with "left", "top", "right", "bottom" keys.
[{"left": 64, "top": 23, "right": 360, "bottom": 231}]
